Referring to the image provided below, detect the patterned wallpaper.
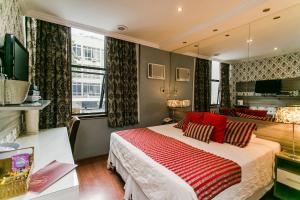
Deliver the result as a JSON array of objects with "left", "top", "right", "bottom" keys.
[
  {"left": 0, "top": 0, "right": 24, "bottom": 143},
  {"left": 0, "top": 0, "right": 24, "bottom": 44},
  {"left": 230, "top": 51, "right": 300, "bottom": 104}
]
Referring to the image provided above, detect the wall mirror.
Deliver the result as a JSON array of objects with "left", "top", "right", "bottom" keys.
[{"left": 172, "top": 4, "right": 300, "bottom": 123}]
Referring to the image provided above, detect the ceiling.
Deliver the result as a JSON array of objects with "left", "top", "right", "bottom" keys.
[
  {"left": 175, "top": 4, "right": 300, "bottom": 62},
  {"left": 21, "top": 0, "right": 300, "bottom": 59}
]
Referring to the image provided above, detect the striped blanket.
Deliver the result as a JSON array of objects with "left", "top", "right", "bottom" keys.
[{"left": 117, "top": 128, "right": 241, "bottom": 200}]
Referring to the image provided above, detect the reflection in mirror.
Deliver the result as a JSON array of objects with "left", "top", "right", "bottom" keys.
[{"left": 173, "top": 5, "right": 300, "bottom": 123}]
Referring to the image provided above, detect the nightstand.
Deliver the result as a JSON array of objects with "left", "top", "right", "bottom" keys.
[{"left": 274, "top": 152, "right": 300, "bottom": 200}]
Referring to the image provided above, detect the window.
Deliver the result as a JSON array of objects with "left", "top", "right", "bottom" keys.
[
  {"left": 71, "top": 28, "right": 106, "bottom": 115},
  {"left": 211, "top": 61, "right": 220, "bottom": 106}
]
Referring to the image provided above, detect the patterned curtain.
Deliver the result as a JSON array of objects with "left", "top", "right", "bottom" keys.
[
  {"left": 105, "top": 37, "right": 138, "bottom": 128},
  {"left": 194, "top": 58, "right": 211, "bottom": 112},
  {"left": 25, "top": 17, "right": 72, "bottom": 129},
  {"left": 220, "top": 63, "right": 231, "bottom": 108}
]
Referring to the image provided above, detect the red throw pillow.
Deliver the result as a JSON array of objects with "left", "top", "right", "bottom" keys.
[
  {"left": 182, "top": 112, "right": 206, "bottom": 131},
  {"left": 225, "top": 121, "right": 257, "bottom": 147},
  {"left": 202, "top": 112, "right": 227, "bottom": 143},
  {"left": 184, "top": 122, "right": 214, "bottom": 143}
]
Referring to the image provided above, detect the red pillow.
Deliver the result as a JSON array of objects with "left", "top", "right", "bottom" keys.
[
  {"left": 202, "top": 113, "right": 227, "bottom": 143},
  {"left": 182, "top": 112, "right": 206, "bottom": 131}
]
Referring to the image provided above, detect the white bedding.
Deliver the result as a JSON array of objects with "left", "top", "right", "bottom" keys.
[{"left": 108, "top": 124, "right": 281, "bottom": 200}]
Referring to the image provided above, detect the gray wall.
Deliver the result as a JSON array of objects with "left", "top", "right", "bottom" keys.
[{"left": 74, "top": 46, "right": 195, "bottom": 160}]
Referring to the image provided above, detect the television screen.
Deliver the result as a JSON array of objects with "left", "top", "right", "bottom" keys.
[
  {"left": 255, "top": 80, "right": 281, "bottom": 94},
  {"left": 3, "top": 34, "right": 29, "bottom": 81}
]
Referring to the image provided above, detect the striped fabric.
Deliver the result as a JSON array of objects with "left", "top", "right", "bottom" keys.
[
  {"left": 174, "top": 119, "right": 185, "bottom": 129},
  {"left": 235, "top": 112, "right": 267, "bottom": 120},
  {"left": 225, "top": 120, "right": 257, "bottom": 147},
  {"left": 184, "top": 122, "right": 214, "bottom": 143},
  {"left": 117, "top": 128, "right": 241, "bottom": 200}
]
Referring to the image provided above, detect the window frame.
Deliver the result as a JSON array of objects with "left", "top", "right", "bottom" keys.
[
  {"left": 71, "top": 64, "right": 107, "bottom": 117},
  {"left": 210, "top": 61, "right": 221, "bottom": 107}
]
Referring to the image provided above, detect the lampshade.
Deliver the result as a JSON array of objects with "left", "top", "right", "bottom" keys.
[
  {"left": 275, "top": 106, "right": 300, "bottom": 124},
  {"left": 167, "top": 99, "right": 191, "bottom": 108}
]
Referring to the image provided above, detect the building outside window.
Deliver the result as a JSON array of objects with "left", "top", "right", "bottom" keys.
[
  {"left": 71, "top": 28, "right": 106, "bottom": 115},
  {"left": 211, "top": 61, "right": 220, "bottom": 106}
]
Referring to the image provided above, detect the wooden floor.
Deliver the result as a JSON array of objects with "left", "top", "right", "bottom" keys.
[
  {"left": 76, "top": 155, "right": 278, "bottom": 200},
  {"left": 76, "top": 155, "right": 124, "bottom": 200}
]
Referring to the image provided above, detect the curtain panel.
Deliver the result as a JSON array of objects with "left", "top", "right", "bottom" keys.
[
  {"left": 105, "top": 37, "right": 138, "bottom": 128},
  {"left": 194, "top": 58, "right": 211, "bottom": 112},
  {"left": 25, "top": 17, "right": 72, "bottom": 129},
  {"left": 220, "top": 63, "right": 231, "bottom": 108}
]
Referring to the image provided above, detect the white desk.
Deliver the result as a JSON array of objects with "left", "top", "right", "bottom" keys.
[{"left": 11, "top": 128, "right": 79, "bottom": 200}]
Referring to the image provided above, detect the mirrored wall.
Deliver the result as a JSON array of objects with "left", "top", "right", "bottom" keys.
[{"left": 172, "top": 4, "right": 300, "bottom": 121}]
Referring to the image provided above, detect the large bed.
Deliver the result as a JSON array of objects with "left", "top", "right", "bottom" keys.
[{"left": 108, "top": 123, "right": 280, "bottom": 200}]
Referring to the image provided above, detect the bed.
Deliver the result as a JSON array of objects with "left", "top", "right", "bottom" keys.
[{"left": 108, "top": 123, "right": 280, "bottom": 200}]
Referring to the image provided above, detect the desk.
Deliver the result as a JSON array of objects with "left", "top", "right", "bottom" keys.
[{"left": 11, "top": 128, "right": 79, "bottom": 200}]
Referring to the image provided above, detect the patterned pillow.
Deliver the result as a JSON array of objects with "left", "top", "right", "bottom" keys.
[
  {"left": 225, "top": 121, "right": 257, "bottom": 147},
  {"left": 236, "top": 112, "right": 267, "bottom": 121},
  {"left": 174, "top": 119, "right": 185, "bottom": 129},
  {"left": 184, "top": 122, "right": 214, "bottom": 143}
]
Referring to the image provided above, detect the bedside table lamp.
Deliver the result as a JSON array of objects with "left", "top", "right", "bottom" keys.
[
  {"left": 167, "top": 99, "right": 191, "bottom": 121},
  {"left": 275, "top": 106, "right": 300, "bottom": 159}
]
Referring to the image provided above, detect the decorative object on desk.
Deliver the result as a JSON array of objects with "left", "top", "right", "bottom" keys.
[
  {"left": 275, "top": 106, "right": 300, "bottom": 159},
  {"left": 0, "top": 80, "right": 30, "bottom": 105},
  {"left": 0, "top": 147, "right": 34, "bottom": 199},
  {"left": 26, "top": 84, "right": 41, "bottom": 102},
  {"left": 167, "top": 99, "right": 191, "bottom": 121},
  {"left": 176, "top": 67, "right": 190, "bottom": 82},
  {"left": 29, "top": 160, "right": 77, "bottom": 193}
]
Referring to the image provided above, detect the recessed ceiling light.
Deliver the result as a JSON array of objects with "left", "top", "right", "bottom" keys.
[
  {"left": 213, "top": 53, "right": 220, "bottom": 56},
  {"left": 274, "top": 47, "right": 278, "bottom": 51},
  {"left": 225, "top": 34, "right": 230, "bottom": 37},
  {"left": 246, "top": 39, "right": 253, "bottom": 43},
  {"left": 177, "top": 7, "right": 183, "bottom": 12},
  {"left": 182, "top": 41, "right": 187, "bottom": 44},
  {"left": 262, "top": 8, "right": 271, "bottom": 13},
  {"left": 213, "top": 29, "right": 218, "bottom": 32},
  {"left": 194, "top": 45, "right": 199, "bottom": 48},
  {"left": 117, "top": 25, "right": 128, "bottom": 31},
  {"left": 273, "top": 16, "right": 281, "bottom": 20}
]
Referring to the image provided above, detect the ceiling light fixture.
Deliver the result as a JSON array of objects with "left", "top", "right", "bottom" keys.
[
  {"left": 194, "top": 45, "right": 199, "bottom": 48},
  {"left": 213, "top": 29, "right": 218, "bottom": 32},
  {"left": 262, "top": 8, "right": 271, "bottom": 12},
  {"left": 273, "top": 16, "right": 281, "bottom": 20},
  {"left": 182, "top": 41, "right": 187, "bottom": 44},
  {"left": 274, "top": 47, "right": 278, "bottom": 51},
  {"left": 225, "top": 34, "right": 230, "bottom": 37},
  {"left": 177, "top": 7, "right": 183, "bottom": 12},
  {"left": 117, "top": 25, "right": 128, "bottom": 31},
  {"left": 246, "top": 39, "right": 253, "bottom": 43}
]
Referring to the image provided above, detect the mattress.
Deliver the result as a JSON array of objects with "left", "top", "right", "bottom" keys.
[{"left": 108, "top": 124, "right": 281, "bottom": 200}]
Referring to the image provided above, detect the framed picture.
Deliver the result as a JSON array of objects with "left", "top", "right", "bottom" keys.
[{"left": 176, "top": 67, "right": 190, "bottom": 82}]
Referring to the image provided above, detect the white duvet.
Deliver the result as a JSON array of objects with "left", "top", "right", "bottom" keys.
[{"left": 108, "top": 124, "right": 280, "bottom": 200}]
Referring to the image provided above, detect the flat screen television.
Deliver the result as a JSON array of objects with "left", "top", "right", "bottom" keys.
[
  {"left": 1, "top": 34, "right": 29, "bottom": 81},
  {"left": 255, "top": 79, "right": 281, "bottom": 94}
]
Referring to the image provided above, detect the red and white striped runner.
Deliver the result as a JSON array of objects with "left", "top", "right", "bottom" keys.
[{"left": 117, "top": 128, "right": 241, "bottom": 200}]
